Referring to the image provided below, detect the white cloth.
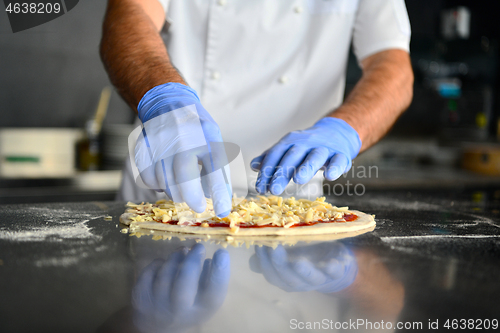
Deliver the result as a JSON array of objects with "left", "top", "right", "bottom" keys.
[{"left": 118, "top": 0, "right": 411, "bottom": 202}]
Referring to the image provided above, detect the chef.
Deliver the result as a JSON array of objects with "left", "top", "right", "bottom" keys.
[{"left": 100, "top": 0, "right": 413, "bottom": 217}]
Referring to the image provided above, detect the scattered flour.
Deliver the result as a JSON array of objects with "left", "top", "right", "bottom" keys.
[
  {"left": 0, "top": 221, "right": 98, "bottom": 242},
  {"left": 381, "top": 235, "right": 500, "bottom": 241},
  {"left": 379, "top": 234, "right": 500, "bottom": 259},
  {"left": 369, "top": 196, "right": 500, "bottom": 232},
  {"left": 366, "top": 197, "right": 443, "bottom": 211},
  {"left": 0, "top": 205, "right": 112, "bottom": 267},
  {"left": 33, "top": 246, "right": 108, "bottom": 268},
  {"left": 34, "top": 255, "right": 86, "bottom": 267},
  {"left": 0, "top": 206, "right": 104, "bottom": 243}
]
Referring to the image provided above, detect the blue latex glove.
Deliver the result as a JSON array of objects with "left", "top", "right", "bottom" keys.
[
  {"left": 135, "top": 83, "right": 232, "bottom": 217},
  {"left": 251, "top": 117, "right": 361, "bottom": 195},
  {"left": 132, "top": 244, "right": 230, "bottom": 333},
  {"left": 249, "top": 242, "right": 357, "bottom": 293}
]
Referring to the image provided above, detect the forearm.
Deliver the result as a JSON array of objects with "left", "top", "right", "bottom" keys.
[
  {"left": 100, "top": 0, "right": 185, "bottom": 110},
  {"left": 329, "top": 49, "right": 414, "bottom": 152}
]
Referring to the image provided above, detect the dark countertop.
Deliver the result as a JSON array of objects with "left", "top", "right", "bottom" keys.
[{"left": 1, "top": 189, "right": 500, "bottom": 333}]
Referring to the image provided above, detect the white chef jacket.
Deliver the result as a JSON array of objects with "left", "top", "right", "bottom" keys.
[{"left": 118, "top": 0, "right": 411, "bottom": 202}]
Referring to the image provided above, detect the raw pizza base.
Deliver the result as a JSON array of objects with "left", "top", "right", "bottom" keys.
[
  {"left": 126, "top": 225, "right": 376, "bottom": 248},
  {"left": 120, "top": 210, "right": 375, "bottom": 237}
]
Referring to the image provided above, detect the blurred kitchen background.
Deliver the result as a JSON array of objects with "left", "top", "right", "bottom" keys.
[{"left": 0, "top": 0, "right": 499, "bottom": 203}]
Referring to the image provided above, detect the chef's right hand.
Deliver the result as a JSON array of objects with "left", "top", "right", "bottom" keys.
[
  {"left": 132, "top": 244, "right": 230, "bottom": 333},
  {"left": 135, "top": 83, "right": 232, "bottom": 217}
]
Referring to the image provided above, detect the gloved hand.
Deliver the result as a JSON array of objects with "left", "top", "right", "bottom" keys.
[
  {"left": 251, "top": 117, "right": 361, "bottom": 195},
  {"left": 135, "top": 83, "right": 232, "bottom": 217},
  {"left": 132, "top": 244, "right": 231, "bottom": 333},
  {"left": 249, "top": 242, "right": 357, "bottom": 293}
]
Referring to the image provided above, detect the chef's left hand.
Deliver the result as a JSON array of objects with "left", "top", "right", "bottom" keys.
[
  {"left": 132, "top": 244, "right": 230, "bottom": 333},
  {"left": 249, "top": 242, "right": 358, "bottom": 293},
  {"left": 251, "top": 117, "right": 361, "bottom": 195}
]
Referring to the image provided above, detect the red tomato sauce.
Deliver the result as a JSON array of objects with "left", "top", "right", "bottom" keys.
[{"left": 155, "top": 213, "right": 358, "bottom": 228}]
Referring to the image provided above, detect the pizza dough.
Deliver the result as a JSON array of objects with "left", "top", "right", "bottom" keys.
[
  {"left": 120, "top": 196, "right": 375, "bottom": 237},
  {"left": 126, "top": 227, "right": 376, "bottom": 248}
]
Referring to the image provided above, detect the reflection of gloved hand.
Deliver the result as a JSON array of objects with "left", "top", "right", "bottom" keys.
[
  {"left": 249, "top": 242, "right": 357, "bottom": 293},
  {"left": 251, "top": 117, "right": 361, "bottom": 195},
  {"left": 132, "top": 244, "right": 230, "bottom": 333},
  {"left": 135, "top": 83, "right": 232, "bottom": 217}
]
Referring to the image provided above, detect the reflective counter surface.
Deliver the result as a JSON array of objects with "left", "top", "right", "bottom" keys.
[{"left": 1, "top": 189, "right": 499, "bottom": 332}]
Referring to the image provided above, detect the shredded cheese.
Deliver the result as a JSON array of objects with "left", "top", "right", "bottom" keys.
[{"left": 125, "top": 196, "right": 352, "bottom": 232}]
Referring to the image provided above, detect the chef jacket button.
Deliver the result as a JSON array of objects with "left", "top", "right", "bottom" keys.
[
  {"left": 211, "top": 71, "right": 221, "bottom": 80},
  {"left": 279, "top": 75, "right": 289, "bottom": 84},
  {"left": 294, "top": 5, "right": 303, "bottom": 13},
  {"left": 217, "top": 0, "right": 227, "bottom": 6}
]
